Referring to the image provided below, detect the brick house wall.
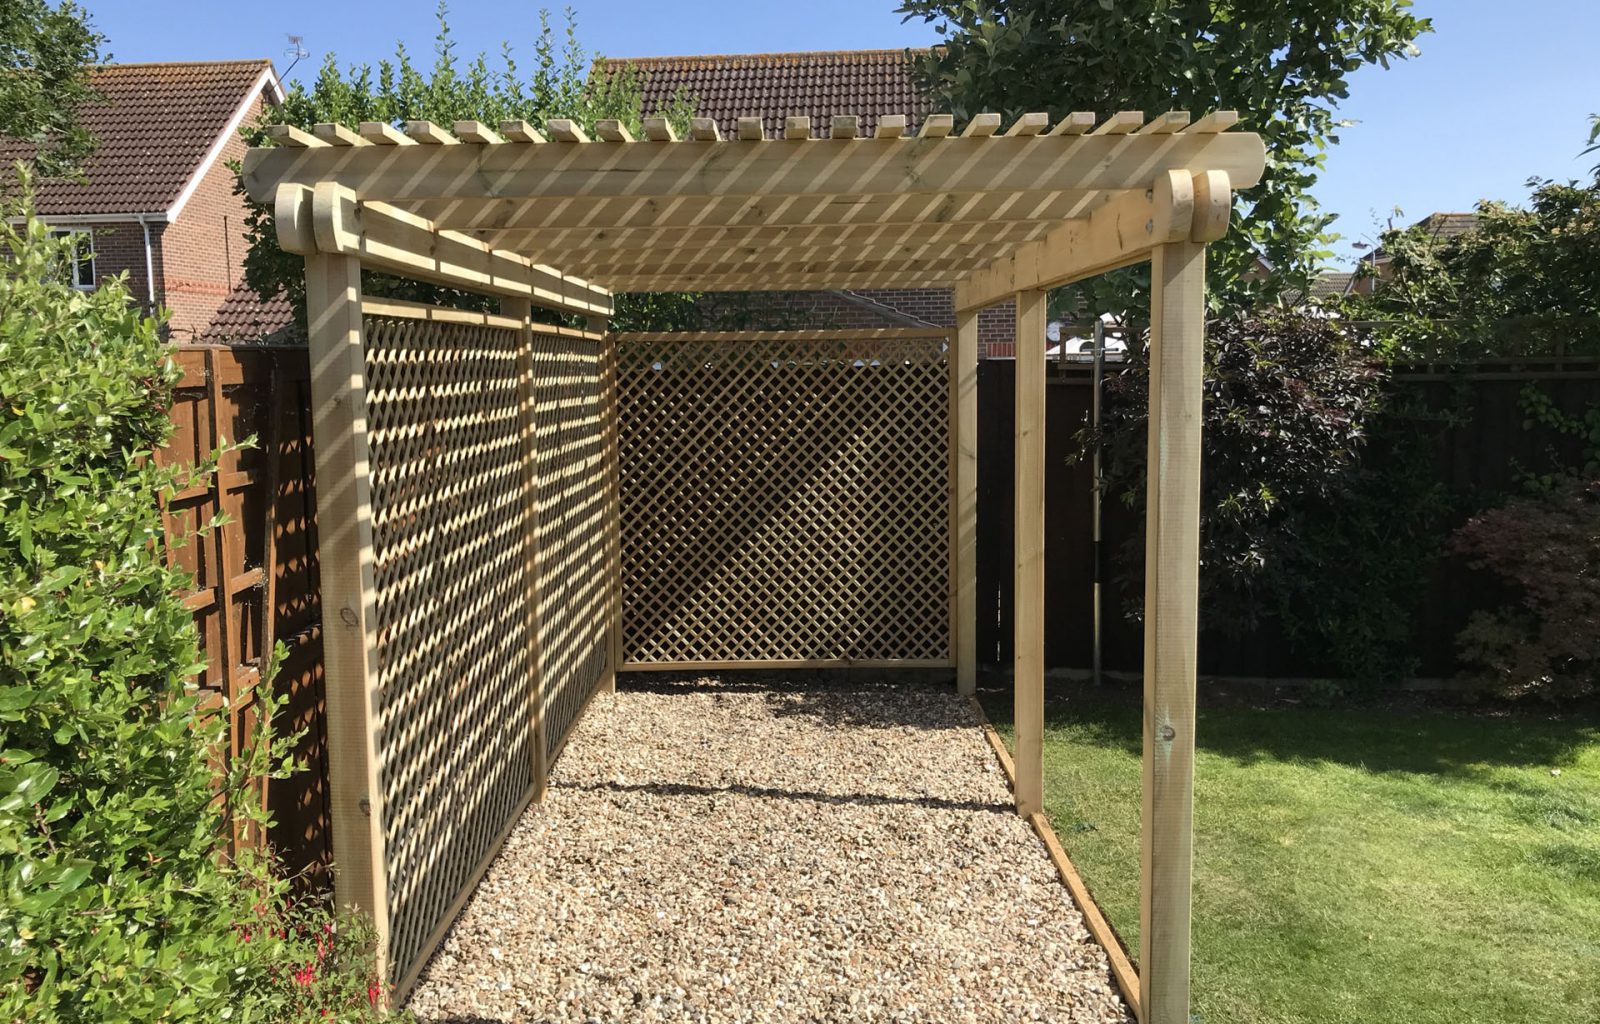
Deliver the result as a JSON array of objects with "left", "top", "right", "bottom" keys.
[
  {"left": 699, "top": 287, "right": 1021, "bottom": 358},
  {"left": 158, "top": 91, "right": 265, "bottom": 340},
  {"left": 7, "top": 62, "right": 281, "bottom": 343},
  {"left": 79, "top": 220, "right": 164, "bottom": 317}
]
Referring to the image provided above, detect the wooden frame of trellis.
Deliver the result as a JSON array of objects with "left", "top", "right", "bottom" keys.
[{"left": 247, "top": 109, "right": 1265, "bottom": 1023}]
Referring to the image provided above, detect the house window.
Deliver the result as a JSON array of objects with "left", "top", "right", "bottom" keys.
[{"left": 49, "top": 230, "right": 96, "bottom": 290}]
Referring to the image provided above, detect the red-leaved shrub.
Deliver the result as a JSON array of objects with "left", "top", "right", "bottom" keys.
[{"left": 1451, "top": 477, "right": 1600, "bottom": 700}]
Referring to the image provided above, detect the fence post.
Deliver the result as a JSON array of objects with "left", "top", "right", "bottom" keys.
[
  {"left": 1140, "top": 239, "right": 1205, "bottom": 1024},
  {"left": 1013, "top": 290, "right": 1047, "bottom": 817},
  {"left": 302, "top": 252, "right": 390, "bottom": 983}
]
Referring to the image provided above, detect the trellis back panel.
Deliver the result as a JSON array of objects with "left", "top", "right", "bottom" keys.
[
  {"left": 617, "top": 332, "right": 953, "bottom": 667},
  {"left": 361, "top": 313, "right": 608, "bottom": 981}
]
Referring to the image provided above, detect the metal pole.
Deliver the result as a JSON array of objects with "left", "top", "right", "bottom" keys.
[{"left": 1091, "top": 318, "right": 1104, "bottom": 688}]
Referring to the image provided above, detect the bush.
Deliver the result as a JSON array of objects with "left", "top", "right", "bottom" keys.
[
  {"left": 0, "top": 186, "right": 391, "bottom": 1021},
  {"left": 1085, "top": 311, "right": 1457, "bottom": 683},
  {"left": 1451, "top": 476, "right": 1600, "bottom": 700}
]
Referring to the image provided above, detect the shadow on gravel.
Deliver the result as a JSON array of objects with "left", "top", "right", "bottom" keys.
[
  {"left": 618, "top": 672, "right": 978, "bottom": 732},
  {"left": 552, "top": 778, "right": 1012, "bottom": 815}
]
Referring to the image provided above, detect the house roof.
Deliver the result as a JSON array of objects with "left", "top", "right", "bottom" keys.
[
  {"left": 1, "top": 60, "right": 281, "bottom": 218},
  {"left": 1409, "top": 211, "right": 1480, "bottom": 242},
  {"left": 1308, "top": 270, "right": 1355, "bottom": 299},
  {"left": 600, "top": 49, "right": 936, "bottom": 140},
  {"left": 202, "top": 281, "right": 298, "bottom": 343}
]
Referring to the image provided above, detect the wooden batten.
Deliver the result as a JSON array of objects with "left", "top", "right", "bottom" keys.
[
  {"left": 642, "top": 117, "right": 677, "bottom": 142},
  {"left": 358, "top": 121, "right": 414, "bottom": 146},
  {"left": 597, "top": 317, "right": 622, "bottom": 695},
  {"left": 295, "top": 182, "right": 612, "bottom": 317},
  {"left": 953, "top": 310, "right": 979, "bottom": 696},
  {"left": 955, "top": 169, "right": 1198, "bottom": 311},
  {"left": 242, "top": 131, "right": 1267, "bottom": 208},
  {"left": 453, "top": 120, "right": 505, "bottom": 144},
  {"left": 499, "top": 119, "right": 547, "bottom": 143},
  {"left": 503, "top": 295, "right": 548, "bottom": 803}
]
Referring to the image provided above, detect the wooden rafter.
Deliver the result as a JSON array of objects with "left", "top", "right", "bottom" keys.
[{"left": 248, "top": 109, "right": 1260, "bottom": 295}]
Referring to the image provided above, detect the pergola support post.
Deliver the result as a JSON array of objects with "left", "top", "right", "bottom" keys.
[
  {"left": 1012, "top": 289, "right": 1047, "bottom": 817},
  {"left": 1140, "top": 240, "right": 1206, "bottom": 1024},
  {"left": 952, "top": 310, "right": 979, "bottom": 695},
  {"left": 303, "top": 251, "right": 391, "bottom": 984}
]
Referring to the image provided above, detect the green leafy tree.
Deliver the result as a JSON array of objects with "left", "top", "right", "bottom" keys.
[
  {"left": 0, "top": 180, "right": 391, "bottom": 1021},
  {"left": 0, "top": 1, "right": 103, "bottom": 180},
  {"left": 239, "top": 5, "right": 698, "bottom": 332},
  {"left": 1345, "top": 176, "right": 1600, "bottom": 359},
  {"left": 895, "top": 0, "right": 1431, "bottom": 319}
]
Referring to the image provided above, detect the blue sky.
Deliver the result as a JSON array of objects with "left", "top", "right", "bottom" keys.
[{"left": 86, "top": 0, "right": 1600, "bottom": 266}]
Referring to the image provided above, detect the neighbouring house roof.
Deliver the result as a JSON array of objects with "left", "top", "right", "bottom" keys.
[
  {"left": 1410, "top": 211, "right": 1481, "bottom": 242},
  {"left": 1308, "top": 270, "right": 1355, "bottom": 300},
  {"left": 202, "top": 281, "right": 298, "bottom": 343},
  {"left": 0, "top": 60, "right": 282, "bottom": 219},
  {"left": 600, "top": 49, "right": 936, "bottom": 140}
]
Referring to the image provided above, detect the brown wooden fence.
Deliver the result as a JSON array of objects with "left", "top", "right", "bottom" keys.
[
  {"left": 976, "top": 357, "right": 1600, "bottom": 679},
  {"left": 158, "top": 345, "right": 331, "bottom": 889}
]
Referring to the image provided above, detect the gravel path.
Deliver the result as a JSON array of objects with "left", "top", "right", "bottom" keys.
[{"left": 406, "top": 679, "right": 1134, "bottom": 1024}]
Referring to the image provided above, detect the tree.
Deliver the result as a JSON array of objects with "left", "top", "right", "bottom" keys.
[
  {"left": 895, "top": 0, "right": 1430, "bottom": 320},
  {"left": 239, "top": 5, "right": 699, "bottom": 332},
  {"left": 1345, "top": 175, "right": 1600, "bottom": 359},
  {"left": 0, "top": 0, "right": 103, "bottom": 180}
]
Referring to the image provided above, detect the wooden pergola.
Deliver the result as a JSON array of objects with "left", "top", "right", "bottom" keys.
[{"left": 244, "top": 110, "right": 1264, "bottom": 1023}]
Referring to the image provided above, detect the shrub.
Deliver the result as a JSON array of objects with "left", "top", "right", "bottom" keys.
[
  {"left": 1084, "top": 311, "right": 1450, "bottom": 683},
  {"left": 1451, "top": 476, "right": 1600, "bottom": 701},
  {"left": 0, "top": 185, "right": 392, "bottom": 1021}
]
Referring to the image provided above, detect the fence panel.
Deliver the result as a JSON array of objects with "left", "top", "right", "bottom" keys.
[
  {"left": 159, "top": 345, "right": 330, "bottom": 888},
  {"left": 976, "top": 359, "right": 1600, "bottom": 679},
  {"left": 362, "top": 313, "right": 537, "bottom": 981},
  {"left": 616, "top": 330, "right": 953, "bottom": 668}
]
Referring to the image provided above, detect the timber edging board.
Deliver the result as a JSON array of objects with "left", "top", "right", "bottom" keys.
[{"left": 970, "top": 697, "right": 1142, "bottom": 1019}]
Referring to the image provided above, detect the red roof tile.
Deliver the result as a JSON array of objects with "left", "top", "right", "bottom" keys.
[
  {"left": 1, "top": 60, "right": 277, "bottom": 216},
  {"left": 600, "top": 49, "right": 936, "bottom": 140},
  {"left": 201, "top": 282, "right": 299, "bottom": 344}
]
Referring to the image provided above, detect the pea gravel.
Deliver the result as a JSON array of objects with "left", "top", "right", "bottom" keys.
[{"left": 405, "top": 678, "right": 1135, "bottom": 1024}]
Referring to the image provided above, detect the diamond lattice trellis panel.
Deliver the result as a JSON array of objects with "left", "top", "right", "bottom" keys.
[
  {"left": 362, "top": 313, "right": 609, "bottom": 984},
  {"left": 363, "top": 314, "right": 539, "bottom": 980},
  {"left": 529, "top": 329, "right": 610, "bottom": 760},
  {"left": 617, "top": 331, "right": 953, "bottom": 667}
]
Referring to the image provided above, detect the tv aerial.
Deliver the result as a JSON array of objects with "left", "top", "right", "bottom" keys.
[{"left": 283, "top": 34, "right": 309, "bottom": 77}]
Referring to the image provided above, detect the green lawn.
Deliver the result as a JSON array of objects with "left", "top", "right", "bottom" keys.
[{"left": 979, "top": 690, "right": 1600, "bottom": 1024}]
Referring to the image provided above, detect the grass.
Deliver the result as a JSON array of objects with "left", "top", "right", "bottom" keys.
[{"left": 979, "top": 689, "right": 1600, "bottom": 1024}]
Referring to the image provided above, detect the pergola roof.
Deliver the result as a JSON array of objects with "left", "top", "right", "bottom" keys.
[{"left": 243, "top": 111, "right": 1264, "bottom": 315}]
